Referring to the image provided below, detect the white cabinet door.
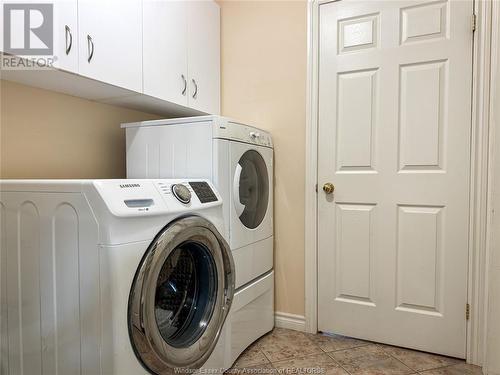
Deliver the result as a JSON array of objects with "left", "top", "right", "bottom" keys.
[
  {"left": 52, "top": 0, "right": 78, "bottom": 72},
  {"left": 187, "top": 0, "right": 220, "bottom": 114},
  {"left": 143, "top": 0, "right": 188, "bottom": 106},
  {"left": 317, "top": 0, "right": 473, "bottom": 358},
  {"left": 78, "top": 0, "right": 142, "bottom": 92}
]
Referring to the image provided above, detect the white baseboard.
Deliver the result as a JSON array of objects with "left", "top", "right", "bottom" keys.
[{"left": 274, "top": 312, "right": 306, "bottom": 332}]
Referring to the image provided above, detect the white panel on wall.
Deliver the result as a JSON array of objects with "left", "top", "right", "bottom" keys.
[
  {"left": 338, "top": 13, "right": 379, "bottom": 54},
  {"left": 19, "top": 202, "right": 42, "bottom": 375},
  {"left": 400, "top": 0, "right": 448, "bottom": 44},
  {"left": 72, "top": 194, "right": 100, "bottom": 375},
  {"left": 147, "top": 144, "right": 161, "bottom": 179},
  {"left": 396, "top": 205, "right": 444, "bottom": 315},
  {"left": 1, "top": 193, "right": 100, "bottom": 374},
  {"left": 54, "top": 203, "right": 81, "bottom": 375},
  {"left": 335, "top": 203, "right": 376, "bottom": 306},
  {"left": 127, "top": 123, "right": 213, "bottom": 180},
  {"left": 40, "top": 200, "right": 56, "bottom": 375},
  {"left": 337, "top": 69, "right": 378, "bottom": 172},
  {"left": 399, "top": 60, "right": 447, "bottom": 171}
]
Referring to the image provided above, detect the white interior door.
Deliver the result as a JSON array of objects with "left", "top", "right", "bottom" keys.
[{"left": 317, "top": 0, "right": 473, "bottom": 358}]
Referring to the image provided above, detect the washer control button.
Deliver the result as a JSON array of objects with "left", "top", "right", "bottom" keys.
[{"left": 171, "top": 184, "right": 191, "bottom": 204}]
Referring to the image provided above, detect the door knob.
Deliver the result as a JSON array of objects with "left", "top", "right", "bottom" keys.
[{"left": 323, "top": 183, "right": 335, "bottom": 194}]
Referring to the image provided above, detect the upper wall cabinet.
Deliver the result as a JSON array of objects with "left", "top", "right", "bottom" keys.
[
  {"left": 78, "top": 0, "right": 142, "bottom": 92},
  {"left": 143, "top": 0, "right": 220, "bottom": 114},
  {"left": 1, "top": 0, "right": 219, "bottom": 116}
]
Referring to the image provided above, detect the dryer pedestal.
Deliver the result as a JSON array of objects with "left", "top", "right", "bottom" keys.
[{"left": 229, "top": 271, "right": 274, "bottom": 363}]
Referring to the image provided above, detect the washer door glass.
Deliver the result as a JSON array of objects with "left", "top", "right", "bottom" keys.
[
  {"left": 234, "top": 150, "right": 269, "bottom": 229},
  {"left": 155, "top": 241, "right": 217, "bottom": 348}
]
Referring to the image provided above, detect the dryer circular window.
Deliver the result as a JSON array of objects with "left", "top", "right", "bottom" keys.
[
  {"left": 128, "top": 216, "right": 234, "bottom": 373},
  {"left": 233, "top": 149, "right": 270, "bottom": 229}
]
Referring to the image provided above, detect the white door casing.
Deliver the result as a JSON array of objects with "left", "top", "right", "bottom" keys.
[{"left": 317, "top": 0, "right": 473, "bottom": 358}]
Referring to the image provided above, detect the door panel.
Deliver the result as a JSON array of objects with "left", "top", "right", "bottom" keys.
[
  {"left": 318, "top": 0, "right": 473, "bottom": 357},
  {"left": 335, "top": 203, "right": 375, "bottom": 306}
]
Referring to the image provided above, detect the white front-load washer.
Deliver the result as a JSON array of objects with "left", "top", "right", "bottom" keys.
[
  {"left": 0, "top": 179, "right": 234, "bottom": 375},
  {"left": 122, "top": 116, "right": 274, "bottom": 364}
]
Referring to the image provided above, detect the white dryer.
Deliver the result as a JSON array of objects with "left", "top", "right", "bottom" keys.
[
  {"left": 0, "top": 179, "right": 234, "bottom": 375},
  {"left": 123, "top": 116, "right": 274, "bottom": 363}
]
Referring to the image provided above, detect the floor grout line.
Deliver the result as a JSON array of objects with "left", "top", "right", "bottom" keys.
[
  {"left": 386, "top": 353, "right": 417, "bottom": 374},
  {"left": 260, "top": 348, "right": 278, "bottom": 365}
]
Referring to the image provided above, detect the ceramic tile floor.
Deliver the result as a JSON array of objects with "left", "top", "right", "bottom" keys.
[{"left": 227, "top": 328, "right": 482, "bottom": 375}]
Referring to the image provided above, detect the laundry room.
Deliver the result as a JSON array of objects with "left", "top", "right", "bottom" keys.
[{"left": 0, "top": 1, "right": 499, "bottom": 374}]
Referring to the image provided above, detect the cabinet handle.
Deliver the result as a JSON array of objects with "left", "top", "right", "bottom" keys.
[
  {"left": 181, "top": 74, "right": 187, "bottom": 96},
  {"left": 87, "top": 35, "right": 94, "bottom": 63},
  {"left": 192, "top": 79, "right": 198, "bottom": 99},
  {"left": 65, "top": 25, "right": 72, "bottom": 55}
]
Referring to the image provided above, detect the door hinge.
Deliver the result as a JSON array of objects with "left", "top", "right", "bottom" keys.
[
  {"left": 466, "top": 303, "right": 471, "bottom": 321},
  {"left": 472, "top": 13, "right": 477, "bottom": 32},
  {"left": 315, "top": 184, "right": 318, "bottom": 193}
]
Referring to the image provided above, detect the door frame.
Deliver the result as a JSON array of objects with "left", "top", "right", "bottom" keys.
[{"left": 304, "top": 0, "right": 499, "bottom": 365}]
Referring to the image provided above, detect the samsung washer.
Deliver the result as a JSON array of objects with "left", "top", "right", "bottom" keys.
[{"left": 0, "top": 179, "right": 234, "bottom": 374}]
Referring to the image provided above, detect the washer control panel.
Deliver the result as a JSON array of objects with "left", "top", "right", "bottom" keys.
[
  {"left": 94, "top": 179, "right": 221, "bottom": 217},
  {"left": 189, "top": 181, "right": 218, "bottom": 203}
]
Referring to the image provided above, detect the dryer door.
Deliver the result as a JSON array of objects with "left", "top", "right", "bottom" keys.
[
  {"left": 230, "top": 142, "right": 273, "bottom": 250},
  {"left": 128, "top": 216, "right": 234, "bottom": 373}
]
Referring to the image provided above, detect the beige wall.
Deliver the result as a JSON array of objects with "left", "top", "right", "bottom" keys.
[
  {"left": 0, "top": 80, "right": 159, "bottom": 179},
  {"left": 219, "top": 1, "right": 307, "bottom": 316}
]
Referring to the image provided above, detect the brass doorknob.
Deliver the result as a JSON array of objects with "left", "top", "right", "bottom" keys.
[{"left": 323, "top": 183, "right": 335, "bottom": 194}]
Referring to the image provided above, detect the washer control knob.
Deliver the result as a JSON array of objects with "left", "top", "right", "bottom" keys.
[{"left": 171, "top": 184, "right": 191, "bottom": 204}]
